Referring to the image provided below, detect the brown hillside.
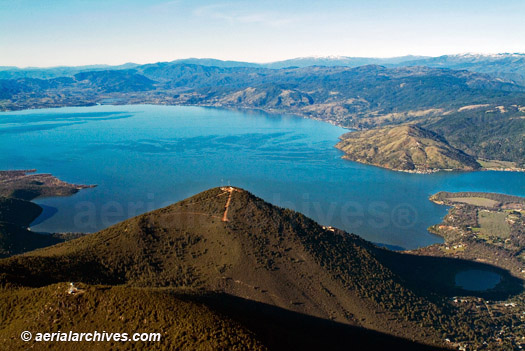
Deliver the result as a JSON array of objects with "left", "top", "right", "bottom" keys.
[{"left": 335, "top": 125, "right": 481, "bottom": 172}]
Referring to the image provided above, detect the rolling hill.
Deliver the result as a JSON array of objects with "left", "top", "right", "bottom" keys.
[
  {"left": 335, "top": 125, "right": 481, "bottom": 172},
  {"left": 261, "top": 53, "right": 525, "bottom": 84}
]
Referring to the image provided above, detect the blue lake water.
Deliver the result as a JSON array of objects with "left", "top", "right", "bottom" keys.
[
  {"left": 455, "top": 270, "right": 502, "bottom": 291},
  {"left": 0, "top": 104, "right": 524, "bottom": 250}
]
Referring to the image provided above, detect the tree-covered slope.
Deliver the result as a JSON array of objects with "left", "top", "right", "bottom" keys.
[
  {"left": 1, "top": 187, "right": 521, "bottom": 349},
  {"left": 0, "top": 282, "right": 449, "bottom": 351},
  {"left": 0, "top": 187, "right": 449, "bottom": 345},
  {"left": 0, "top": 283, "right": 268, "bottom": 351}
]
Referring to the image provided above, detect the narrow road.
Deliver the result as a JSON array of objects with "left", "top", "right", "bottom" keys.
[{"left": 220, "top": 186, "right": 237, "bottom": 222}]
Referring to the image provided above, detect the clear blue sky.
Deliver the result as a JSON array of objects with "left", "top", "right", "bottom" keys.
[{"left": 1, "top": 0, "right": 524, "bottom": 67}]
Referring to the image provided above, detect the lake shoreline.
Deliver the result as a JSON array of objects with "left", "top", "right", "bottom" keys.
[
  {"left": 2, "top": 104, "right": 524, "bottom": 251},
  {"left": 413, "top": 191, "right": 525, "bottom": 280},
  {"left": 3, "top": 101, "right": 523, "bottom": 174}
]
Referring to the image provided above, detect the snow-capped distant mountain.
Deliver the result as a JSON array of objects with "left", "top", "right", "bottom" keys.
[
  {"left": 2, "top": 53, "right": 524, "bottom": 84},
  {"left": 258, "top": 54, "right": 525, "bottom": 84},
  {"left": 398, "top": 53, "right": 525, "bottom": 84},
  {"left": 262, "top": 55, "right": 430, "bottom": 69},
  {"left": 456, "top": 53, "right": 525, "bottom": 59},
  {"left": 401, "top": 53, "right": 525, "bottom": 66}
]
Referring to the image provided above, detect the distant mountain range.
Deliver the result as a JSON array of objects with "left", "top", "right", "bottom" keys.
[
  {"left": 399, "top": 53, "right": 525, "bottom": 84},
  {"left": 1, "top": 54, "right": 524, "bottom": 169},
  {"left": 0, "top": 63, "right": 140, "bottom": 80},
  {"left": 260, "top": 55, "right": 431, "bottom": 69},
  {"left": 2, "top": 53, "right": 525, "bottom": 83}
]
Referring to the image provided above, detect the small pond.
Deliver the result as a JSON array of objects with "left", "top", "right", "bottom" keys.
[{"left": 455, "top": 269, "right": 502, "bottom": 291}]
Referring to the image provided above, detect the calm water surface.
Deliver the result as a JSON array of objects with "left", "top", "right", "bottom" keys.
[
  {"left": 1, "top": 105, "right": 524, "bottom": 250},
  {"left": 455, "top": 270, "right": 502, "bottom": 291}
]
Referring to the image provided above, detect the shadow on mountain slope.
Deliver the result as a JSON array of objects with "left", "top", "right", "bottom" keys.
[
  {"left": 192, "top": 292, "right": 450, "bottom": 351},
  {"left": 376, "top": 248, "right": 524, "bottom": 300}
]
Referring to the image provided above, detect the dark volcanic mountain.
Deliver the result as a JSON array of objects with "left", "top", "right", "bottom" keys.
[
  {"left": 1, "top": 188, "right": 430, "bottom": 329},
  {"left": 0, "top": 186, "right": 456, "bottom": 350},
  {"left": 0, "top": 187, "right": 443, "bottom": 342},
  {"left": 2, "top": 186, "right": 521, "bottom": 350},
  {"left": 1, "top": 283, "right": 269, "bottom": 351}
]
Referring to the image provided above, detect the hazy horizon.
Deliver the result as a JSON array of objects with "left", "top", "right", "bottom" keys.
[
  {"left": 1, "top": 0, "right": 525, "bottom": 67},
  {"left": 2, "top": 52, "right": 525, "bottom": 70}
]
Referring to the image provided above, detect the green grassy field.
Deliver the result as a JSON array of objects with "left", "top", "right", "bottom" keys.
[{"left": 477, "top": 211, "right": 511, "bottom": 238}]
